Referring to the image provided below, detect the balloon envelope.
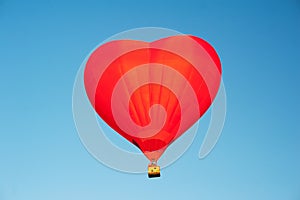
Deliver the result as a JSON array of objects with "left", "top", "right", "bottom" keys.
[{"left": 84, "top": 35, "right": 222, "bottom": 161}]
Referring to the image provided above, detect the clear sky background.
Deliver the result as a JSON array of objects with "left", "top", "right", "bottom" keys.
[{"left": 0, "top": 0, "right": 299, "bottom": 199}]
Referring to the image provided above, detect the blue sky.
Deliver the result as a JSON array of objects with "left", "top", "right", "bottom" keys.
[{"left": 0, "top": 0, "right": 299, "bottom": 199}]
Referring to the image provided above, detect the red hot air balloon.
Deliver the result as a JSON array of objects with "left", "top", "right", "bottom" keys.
[{"left": 84, "top": 35, "right": 222, "bottom": 178}]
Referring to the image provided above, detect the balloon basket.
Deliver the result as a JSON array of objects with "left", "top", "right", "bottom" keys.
[{"left": 148, "top": 162, "right": 160, "bottom": 178}]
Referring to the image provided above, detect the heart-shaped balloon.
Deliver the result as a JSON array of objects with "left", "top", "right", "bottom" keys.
[{"left": 84, "top": 35, "right": 221, "bottom": 162}]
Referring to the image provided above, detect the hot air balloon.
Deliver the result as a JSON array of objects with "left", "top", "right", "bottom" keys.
[{"left": 84, "top": 35, "right": 222, "bottom": 178}]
